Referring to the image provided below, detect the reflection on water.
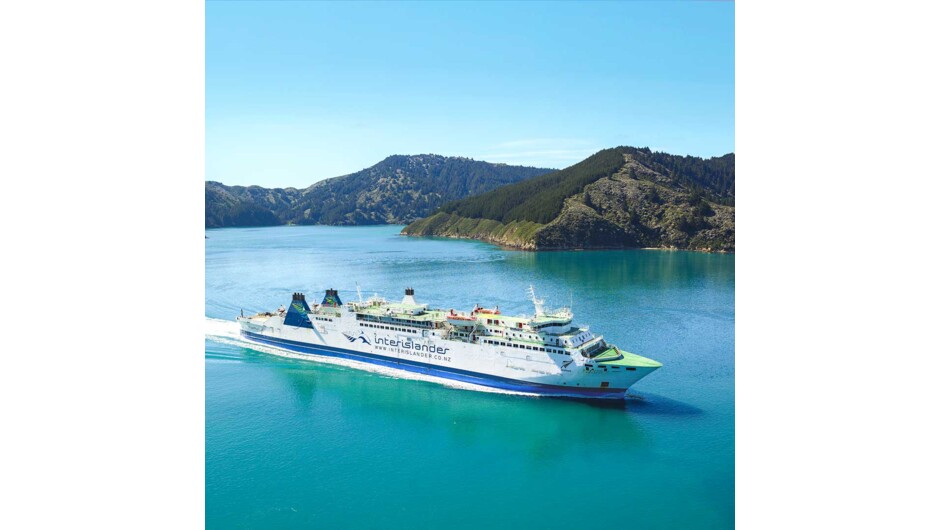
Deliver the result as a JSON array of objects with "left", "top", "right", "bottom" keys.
[
  {"left": 242, "top": 346, "right": 652, "bottom": 459},
  {"left": 620, "top": 392, "right": 705, "bottom": 416},
  {"left": 505, "top": 249, "right": 735, "bottom": 291}
]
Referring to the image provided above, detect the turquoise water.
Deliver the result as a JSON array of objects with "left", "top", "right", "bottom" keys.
[{"left": 206, "top": 225, "right": 734, "bottom": 529}]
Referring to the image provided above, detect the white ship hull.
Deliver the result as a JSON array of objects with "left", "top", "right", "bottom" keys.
[{"left": 238, "top": 309, "right": 658, "bottom": 399}]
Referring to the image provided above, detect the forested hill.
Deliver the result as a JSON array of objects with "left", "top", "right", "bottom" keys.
[
  {"left": 205, "top": 183, "right": 300, "bottom": 228},
  {"left": 205, "top": 155, "right": 553, "bottom": 228},
  {"left": 401, "top": 147, "right": 735, "bottom": 252}
]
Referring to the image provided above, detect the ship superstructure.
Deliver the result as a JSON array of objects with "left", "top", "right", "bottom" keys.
[{"left": 236, "top": 286, "right": 661, "bottom": 399}]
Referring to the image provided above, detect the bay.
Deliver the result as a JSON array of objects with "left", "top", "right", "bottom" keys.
[{"left": 206, "top": 225, "right": 734, "bottom": 529}]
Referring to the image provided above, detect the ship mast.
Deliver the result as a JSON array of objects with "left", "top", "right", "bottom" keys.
[{"left": 528, "top": 284, "right": 545, "bottom": 316}]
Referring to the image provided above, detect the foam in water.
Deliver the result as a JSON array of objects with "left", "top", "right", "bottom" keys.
[{"left": 205, "top": 317, "right": 541, "bottom": 398}]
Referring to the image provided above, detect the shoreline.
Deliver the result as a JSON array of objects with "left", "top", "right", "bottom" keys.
[
  {"left": 399, "top": 232, "right": 734, "bottom": 254},
  {"left": 206, "top": 224, "right": 734, "bottom": 254}
]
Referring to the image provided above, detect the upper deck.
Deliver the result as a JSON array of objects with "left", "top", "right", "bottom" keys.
[
  {"left": 343, "top": 292, "right": 574, "bottom": 333},
  {"left": 336, "top": 287, "right": 606, "bottom": 352},
  {"left": 243, "top": 287, "right": 623, "bottom": 358}
]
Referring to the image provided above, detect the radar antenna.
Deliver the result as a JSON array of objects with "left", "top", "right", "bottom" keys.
[{"left": 528, "top": 284, "right": 545, "bottom": 316}]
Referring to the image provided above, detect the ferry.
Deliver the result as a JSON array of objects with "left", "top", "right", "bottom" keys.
[{"left": 236, "top": 286, "right": 661, "bottom": 399}]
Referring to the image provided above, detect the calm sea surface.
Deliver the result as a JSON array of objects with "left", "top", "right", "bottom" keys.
[{"left": 205, "top": 225, "right": 734, "bottom": 529}]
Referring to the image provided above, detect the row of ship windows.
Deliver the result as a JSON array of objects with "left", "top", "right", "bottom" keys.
[
  {"left": 313, "top": 317, "right": 333, "bottom": 322},
  {"left": 358, "top": 316, "right": 434, "bottom": 329},
  {"left": 485, "top": 319, "right": 526, "bottom": 329},
  {"left": 360, "top": 322, "right": 416, "bottom": 334},
  {"left": 481, "top": 339, "right": 569, "bottom": 355},
  {"left": 504, "top": 330, "right": 570, "bottom": 347}
]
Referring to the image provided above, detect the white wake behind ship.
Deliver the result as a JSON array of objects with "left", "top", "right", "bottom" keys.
[{"left": 236, "top": 286, "right": 661, "bottom": 399}]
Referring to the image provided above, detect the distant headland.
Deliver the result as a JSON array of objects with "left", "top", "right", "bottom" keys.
[
  {"left": 205, "top": 155, "right": 552, "bottom": 228},
  {"left": 402, "top": 147, "right": 734, "bottom": 253}
]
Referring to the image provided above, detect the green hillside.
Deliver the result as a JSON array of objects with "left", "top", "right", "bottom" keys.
[{"left": 402, "top": 147, "right": 735, "bottom": 252}]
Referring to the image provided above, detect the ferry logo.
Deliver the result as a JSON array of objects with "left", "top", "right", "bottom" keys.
[
  {"left": 343, "top": 332, "right": 371, "bottom": 345},
  {"left": 291, "top": 302, "right": 307, "bottom": 315}
]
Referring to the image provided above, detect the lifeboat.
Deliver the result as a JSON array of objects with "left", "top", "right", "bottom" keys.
[{"left": 447, "top": 311, "right": 477, "bottom": 327}]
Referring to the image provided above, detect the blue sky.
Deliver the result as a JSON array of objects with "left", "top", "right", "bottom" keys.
[{"left": 207, "top": 1, "right": 734, "bottom": 188}]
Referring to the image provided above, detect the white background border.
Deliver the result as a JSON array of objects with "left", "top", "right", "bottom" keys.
[
  {"left": 738, "top": 1, "right": 939, "bottom": 527},
  {"left": 2, "top": 0, "right": 204, "bottom": 526}
]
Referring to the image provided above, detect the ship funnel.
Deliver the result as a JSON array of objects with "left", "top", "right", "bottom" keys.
[
  {"left": 403, "top": 287, "right": 417, "bottom": 306},
  {"left": 284, "top": 292, "right": 313, "bottom": 328},
  {"left": 322, "top": 288, "right": 343, "bottom": 307}
]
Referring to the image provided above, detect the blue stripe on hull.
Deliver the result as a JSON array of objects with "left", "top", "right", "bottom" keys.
[{"left": 241, "top": 331, "right": 627, "bottom": 399}]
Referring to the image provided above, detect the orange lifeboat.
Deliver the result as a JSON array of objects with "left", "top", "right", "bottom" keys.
[{"left": 447, "top": 313, "right": 477, "bottom": 327}]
